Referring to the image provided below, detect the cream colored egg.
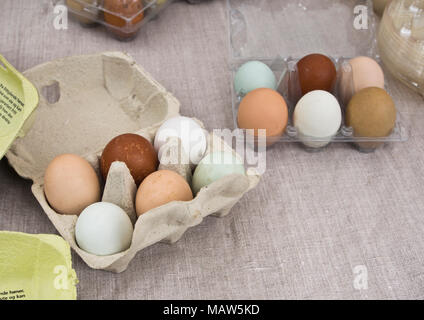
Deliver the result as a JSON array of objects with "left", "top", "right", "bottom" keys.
[
  {"left": 350, "top": 56, "right": 385, "bottom": 93},
  {"left": 44, "top": 154, "right": 101, "bottom": 215}
]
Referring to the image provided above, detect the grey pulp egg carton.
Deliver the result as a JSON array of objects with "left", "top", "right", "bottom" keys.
[
  {"left": 6, "top": 52, "right": 259, "bottom": 273},
  {"left": 227, "top": 0, "right": 408, "bottom": 152},
  {"left": 51, "top": 0, "right": 210, "bottom": 41}
]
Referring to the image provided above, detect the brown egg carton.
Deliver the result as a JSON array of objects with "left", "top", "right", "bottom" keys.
[{"left": 6, "top": 52, "right": 259, "bottom": 272}]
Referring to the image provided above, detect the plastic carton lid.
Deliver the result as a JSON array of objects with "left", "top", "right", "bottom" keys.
[
  {"left": 227, "top": 0, "right": 378, "bottom": 62},
  {"left": 0, "top": 55, "right": 39, "bottom": 160}
]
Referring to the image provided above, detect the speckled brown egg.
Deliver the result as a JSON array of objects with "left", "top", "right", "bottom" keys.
[
  {"left": 44, "top": 154, "right": 101, "bottom": 216},
  {"left": 100, "top": 133, "right": 158, "bottom": 185},
  {"left": 103, "top": 0, "right": 144, "bottom": 39},
  {"left": 346, "top": 87, "right": 397, "bottom": 150},
  {"left": 135, "top": 170, "right": 193, "bottom": 216},
  {"left": 297, "top": 53, "right": 337, "bottom": 95}
]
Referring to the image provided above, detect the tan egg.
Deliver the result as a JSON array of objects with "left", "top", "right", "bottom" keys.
[
  {"left": 44, "top": 154, "right": 101, "bottom": 216},
  {"left": 237, "top": 88, "right": 288, "bottom": 146},
  {"left": 135, "top": 170, "right": 193, "bottom": 216},
  {"left": 349, "top": 56, "right": 385, "bottom": 93}
]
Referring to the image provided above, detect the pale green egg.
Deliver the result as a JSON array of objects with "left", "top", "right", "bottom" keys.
[
  {"left": 192, "top": 151, "right": 246, "bottom": 195},
  {"left": 234, "top": 61, "right": 277, "bottom": 95}
]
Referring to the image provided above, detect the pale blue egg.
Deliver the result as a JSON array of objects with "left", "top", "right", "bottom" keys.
[
  {"left": 75, "top": 202, "right": 133, "bottom": 256},
  {"left": 234, "top": 61, "right": 277, "bottom": 95},
  {"left": 192, "top": 151, "right": 245, "bottom": 195}
]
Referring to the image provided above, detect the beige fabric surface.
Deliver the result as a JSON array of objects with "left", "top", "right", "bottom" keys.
[{"left": 1, "top": 0, "right": 424, "bottom": 299}]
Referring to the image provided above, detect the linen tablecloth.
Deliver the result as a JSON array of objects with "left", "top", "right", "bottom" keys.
[{"left": 1, "top": 0, "right": 423, "bottom": 299}]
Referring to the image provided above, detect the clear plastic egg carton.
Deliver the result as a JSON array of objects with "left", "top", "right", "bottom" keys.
[
  {"left": 227, "top": 0, "right": 408, "bottom": 152},
  {"left": 52, "top": 0, "right": 208, "bottom": 41},
  {"left": 230, "top": 56, "right": 408, "bottom": 152}
]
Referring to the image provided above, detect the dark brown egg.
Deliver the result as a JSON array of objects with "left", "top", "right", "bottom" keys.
[
  {"left": 100, "top": 133, "right": 158, "bottom": 185},
  {"left": 297, "top": 53, "right": 337, "bottom": 95}
]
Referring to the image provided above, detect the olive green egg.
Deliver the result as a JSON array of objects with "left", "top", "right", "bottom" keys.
[{"left": 346, "top": 87, "right": 397, "bottom": 150}]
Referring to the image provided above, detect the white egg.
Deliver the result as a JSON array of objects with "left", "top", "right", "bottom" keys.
[
  {"left": 154, "top": 116, "right": 208, "bottom": 165},
  {"left": 293, "top": 90, "right": 342, "bottom": 148},
  {"left": 75, "top": 202, "right": 133, "bottom": 256}
]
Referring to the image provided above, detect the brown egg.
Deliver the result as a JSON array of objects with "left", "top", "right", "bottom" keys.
[
  {"left": 101, "top": 133, "right": 158, "bottom": 185},
  {"left": 135, "top": 170, "right": 193, "bottom": 216},
  {"left": 44, "top": 154, "right": 101, "bottom": 215},
  {"left": 237, "top": 88, "right": 288, "bottom": 145},
  {"left": 346, "top": 87, "right": 397, "bottom": 150},
  {"left": 103, "top": 0, "right": 144, "bottom": 39},
  {"left": 297, "top": 53, "right": 337, "bottom": 95}
]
